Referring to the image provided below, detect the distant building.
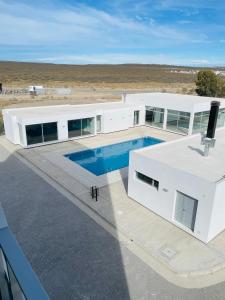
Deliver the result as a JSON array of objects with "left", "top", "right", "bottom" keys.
[{"left": 28, "top": 85, "right": 44, "bottom": 95}]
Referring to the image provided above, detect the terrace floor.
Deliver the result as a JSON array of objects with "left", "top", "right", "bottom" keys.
[{"left": 2, "top": 126, "right": 225, "bottom": 294}]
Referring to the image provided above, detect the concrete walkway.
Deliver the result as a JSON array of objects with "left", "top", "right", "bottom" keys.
[
  {"left": 2, "top": 127, "right": 225, "bottom": 289},
  {"left": 4, "top": 140, "right": 225, "bottom": 300}
]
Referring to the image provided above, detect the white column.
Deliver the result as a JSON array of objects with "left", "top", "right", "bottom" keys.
[
  {"left": 163, "top": 109, "right": 168, "bottom": 130},
  {"left": 188, "top": 112, "right": 195, "bottom": 136}
]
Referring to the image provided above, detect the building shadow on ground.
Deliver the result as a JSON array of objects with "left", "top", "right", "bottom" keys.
[{"left": 0, "top": 142, "right": 131, "bottom": 300}]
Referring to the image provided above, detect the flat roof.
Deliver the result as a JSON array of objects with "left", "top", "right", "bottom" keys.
[
  {"left": 125, "top": 93, "right": 225, "bottom": 112},
  {"left": 127, "top": 92, "right": 225, "bottom": 104},
  {"left": 137, "top": 128, "right": 225, "bottom": 183},
  {"left": 3, "top": 102, "right": 141, "bottom": 120}
]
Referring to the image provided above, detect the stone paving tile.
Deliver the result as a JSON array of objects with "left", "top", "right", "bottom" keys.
[{"left": 4, "top": 127, "right": 225, "bottom": 277}]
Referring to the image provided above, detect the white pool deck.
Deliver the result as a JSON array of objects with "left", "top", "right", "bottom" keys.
[{"left": 2, "top": 126, "right": 225, "bottom": 288}]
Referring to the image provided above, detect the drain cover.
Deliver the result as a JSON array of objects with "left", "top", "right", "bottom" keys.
[{"left": 161, "top": 246, "right": 177, "bottom": 259}]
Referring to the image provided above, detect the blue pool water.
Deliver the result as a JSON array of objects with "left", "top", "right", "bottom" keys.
[{"left": 65, "top": 137, "right": 163, "bottom": 176}]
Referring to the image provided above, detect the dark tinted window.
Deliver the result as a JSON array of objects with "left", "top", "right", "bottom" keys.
[
  {"left": 26, "top": 124, "right": 42, "bottom": 145},
  {"left": 136, "top": 171, "right": 159, "bottom": 190},
  {"left": 43, "top": 122, "right": 58, "bottom": 142},
  {"left": 68, "top": 119, "right": 82, "bottom": 138}
]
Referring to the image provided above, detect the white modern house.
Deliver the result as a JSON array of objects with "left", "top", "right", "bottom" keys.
[
  {"left": 124, "top": 93, "right": 225, "bottom": 135},
  {"left": 3, "top": 93, "right": 225, "bottom": 148},
  {"left": 3, "top": 92, "right": 225, "bottom": 243},
  {"left": 2, "top": 102, "right": 145, "bottom": 148},
  {"left": 128, "top": 128, "right": 225, "bottom": 243}
]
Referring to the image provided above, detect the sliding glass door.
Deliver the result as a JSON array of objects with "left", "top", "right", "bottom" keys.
[
  {"left": 26, "top": 124, "right": 43, "bottom": 145},
  {"left": 68, "top": 117, "right": 94, "bottom": 138},
  {"left": 166, "top": 110, "right": 190, "bottom": 134},
  {"left": 82, "top": 118, "right": 94, "bottom": 136},
  {"left": 26, "top": 122, "right": 58, "bottom": 145},
  {"left": 68, "top": 119, "right": 82, "bottom": 138},
  {"left": 145, "top": 106, "right": 164, "bottom": 128},
  {"left": 43, "top": 122, "right": 58, "bottom": 142}
]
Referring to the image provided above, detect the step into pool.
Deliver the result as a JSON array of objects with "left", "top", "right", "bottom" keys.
[{"left": 65, "top": 137, "right": 163, "bottom": 176}]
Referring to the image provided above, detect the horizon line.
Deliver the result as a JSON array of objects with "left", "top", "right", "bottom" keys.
[{"left": 1, "top": 60, "right": 225, "bottom": 69}]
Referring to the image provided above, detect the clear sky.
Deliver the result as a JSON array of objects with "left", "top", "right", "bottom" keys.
[{"left": 1, "top": 0, "right": 225, "bottom": 66}]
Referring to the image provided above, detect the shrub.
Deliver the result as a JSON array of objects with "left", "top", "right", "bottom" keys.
[
  {"left": 196, "top": 70, "right": 218, "bottom": 97},
  {"left": 216, "top": 78, "right": 225, "bottom": 98}
]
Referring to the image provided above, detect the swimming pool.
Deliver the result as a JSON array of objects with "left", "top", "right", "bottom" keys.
[{"left": 65, "top": 137, "right": 163, "bottom": 176}]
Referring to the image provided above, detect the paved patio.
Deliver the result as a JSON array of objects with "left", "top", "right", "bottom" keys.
[
  {"left": 2, "top": 126, "right": 225, "bottom": 289},
  {"left": 4, "top": 140, "right": 225, "bottom": 299}
]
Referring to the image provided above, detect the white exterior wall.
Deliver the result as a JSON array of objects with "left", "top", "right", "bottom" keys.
[
  {"left": 128, "top": 150, "right": 216, "bottom": 243},
  {"left": 2, "top": 111, "right": 20, "bottom": 144},
  {"left": 102, "top": 106, "right": 145, "bottom": 133},
  {"left": 102, "top": 108, "right": 131, "bottom": 133},
  {"left": 20, "top": 112, "right": 97, "bottom": 147},
  {"left": 207, "top": 179, "right": 225, "bottom": 241},
  {"left": 3, "top": 103, "right": 145, "bottom": 147},
  {"left": 57, "top": 119, "right": 69, "bottom": 141}
]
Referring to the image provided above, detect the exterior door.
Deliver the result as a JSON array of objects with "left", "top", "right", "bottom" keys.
[
  {"left": 97, "top": 115, "right": 102, "bottom": 133},
  {"left": 134, "top": 111, "right": 139, "bottom": 125},
  {"left": 175, "top": 191, "right": 198, "bottom": 231}
]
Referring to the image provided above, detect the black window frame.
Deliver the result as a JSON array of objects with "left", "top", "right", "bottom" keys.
[{"left": 136, "top": 171, "right": 159, "bottom": 190}]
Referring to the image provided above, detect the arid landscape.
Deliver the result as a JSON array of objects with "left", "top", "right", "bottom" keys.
[
  {"left": 0, "top": 61, "right": 221, "bottom": 134},
  {"left": 0, "top": 61, "right": 198, "bottom": 87}
]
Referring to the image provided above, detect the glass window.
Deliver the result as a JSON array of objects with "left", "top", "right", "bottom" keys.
[
  {"left": 217, "top": 108, "right": 225, "bottom": 128},
  {"left": 145, "top": 110, "right": 154, "bottom": 124},
  {"left": 136, "top": 171, "right": 159, "bottom": 190},
  {"left": 145, "top": 106, "right": 164, "bottom": 128},
  {"left": 68, "top": 119, "right": 82, "bottom": 138},
  {"left": 7, "top": 261, "right": 26, "bottom": 300},
  {"left": 193, "top": 111, "right": 209, "bottom": 133},
  {"left": 43, "top": 122, "right": 58, "bottom": 142},
  {"left": 96, "top": 115, "right": 102, "bottom": 133},
  {"left": 26, "top": 122, "right": 58, "bottom": 145},
  {"left": 0, "top": 249, "right": 26, "bottom": 300},
  {"left": 82, "top": 118, "right": 94, "bottom": 136},
  {"left": 0, "top": 249, "right": 11, "bottom": 299},
  {"left": 154, "top": 180, "right": 159, "bottom": 190},
  {"left": 26, "top": 124, "right": 42, "bottom": 145},
  {"left": 134, "top": 110, "right": 140, "bottom": 125},
  {"left": 193, "top": 108, "right": 225, "bottom": 134},
  {"left": 68, "top": 118, "right": 94, "bottom": 138},
  {"left": 166, "top": 110, "right": 190, "bottom": 134}
]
